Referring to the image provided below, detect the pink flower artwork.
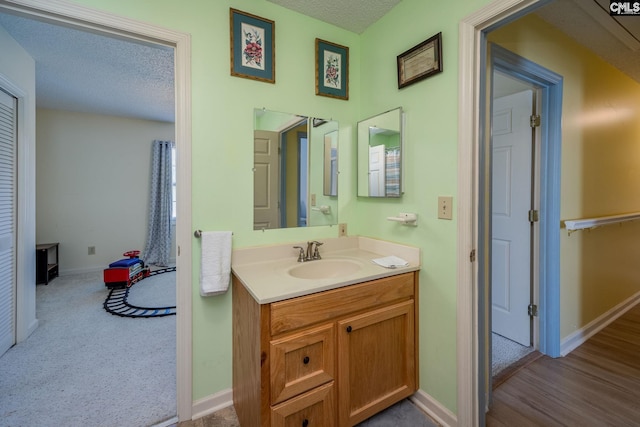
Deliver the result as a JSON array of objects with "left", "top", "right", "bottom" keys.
[
  {"left": 241, "top": 23, "right": 265, "bottom": 70},
  {"left": 324, "top": 51, "right": 341, "bottom": 89}
]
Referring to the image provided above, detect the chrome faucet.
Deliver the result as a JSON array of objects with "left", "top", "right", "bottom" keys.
[{"left": 293, "top": 241, "right": 323, "bottom": 262}]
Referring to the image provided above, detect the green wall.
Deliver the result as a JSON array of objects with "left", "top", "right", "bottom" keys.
[
  {"left": 356, "top": 0, "right": 493, "bottom": 411},
  {"left": 66, "top": 0, "right": 495, "bottom": 415}
]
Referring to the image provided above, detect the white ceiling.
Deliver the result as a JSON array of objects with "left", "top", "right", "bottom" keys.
[
  {"left": 0, "top": 12, "right": 175, "bottom": 123},
  {"left": 0, "top": 0, "right": 637, "bottom": 123},
  {"left": 266, "top": 0, "right": 402, "bottom": 34}
]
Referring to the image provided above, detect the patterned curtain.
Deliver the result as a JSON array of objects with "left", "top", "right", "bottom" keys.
[
  {"left": 385, "top": 148, "right": 401, "bottom": 197},
  {"left": 143, "top": 140, "right": 174, "bottom": 266}
]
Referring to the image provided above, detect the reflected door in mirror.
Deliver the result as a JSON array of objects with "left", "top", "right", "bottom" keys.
[
  {"left": 254, "top": 130, "right": 279, "bottom": 230},
  {"left": 368, "top": 145, "right": 385, "bottom": 196}
]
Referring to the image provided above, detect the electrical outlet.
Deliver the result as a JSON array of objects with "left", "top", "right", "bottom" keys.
[
  {"left": 311, "top": 194, "right": 316, "bottom": 206},
  {"left": 438, "top": 196, "right": 453, "bottom": 220},
  {"left": 339, "top": 223, "right": 347, "bottom": 237},
  {"left": 88, "top": 246, "right": 96, "bottom": 255}
]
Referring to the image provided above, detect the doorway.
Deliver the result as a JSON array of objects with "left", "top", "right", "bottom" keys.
[
  {"left": 0, "top": 0, "right": 192, "bottom": 422},
  {"left": 483, "top": 41, "right": 563, "bottom": 417},
  {"left": 490, "top": 71, "right": 539, "bottom": 379}
]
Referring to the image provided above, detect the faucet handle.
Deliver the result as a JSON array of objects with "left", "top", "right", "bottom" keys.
[
  {"left": 293, "top": 246, "right": 305, "bottom": 262},
  {"left": 312, "top": 241, "right": 323, "bottom": 260}
]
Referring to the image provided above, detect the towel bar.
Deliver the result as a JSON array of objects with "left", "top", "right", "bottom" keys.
[{"left": 194, "top": 230, "right": 233, "bottom": 238}]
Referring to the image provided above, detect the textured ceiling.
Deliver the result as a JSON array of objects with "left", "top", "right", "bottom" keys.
[
  {"left": 0, "top": 0, "right": 638, "bottom": 124},
  {"left": 267, "top": 0, "right": 402, "bottom": 34},
  {"left": 0, "top": 13, "right": 175, "bottom": 123}
]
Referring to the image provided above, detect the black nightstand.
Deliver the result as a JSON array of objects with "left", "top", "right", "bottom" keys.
[{"left": 36, "top": 243, "right": 59, "bottom": 285}]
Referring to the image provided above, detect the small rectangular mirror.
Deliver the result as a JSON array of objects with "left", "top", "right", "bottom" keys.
[
  {"left": 357, "top": 107, "right": 403, "bottom": 197},
  {"left": 254, "top": 109, "right": 339, "bottom": 230}
]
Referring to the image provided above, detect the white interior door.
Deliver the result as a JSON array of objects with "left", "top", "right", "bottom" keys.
[
  {"left": 254, "top": 130, "right": 280, "bottom": 230},
  {"left": 0, "top": 89, "right": 17, "bottom": 357},
  {"left": 491, "top": 89, "right": 533, "bottom": 346},
  {"left": 368, "top": 145, "right": 385, "bottom": 197}
]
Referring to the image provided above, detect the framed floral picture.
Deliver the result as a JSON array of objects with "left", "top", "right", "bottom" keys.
[
  {"left": 315, "top": 38, "right": 349, "bottom": 100},
  {"left": 230, "top": 8, "right": 275, "bottom": 83}
]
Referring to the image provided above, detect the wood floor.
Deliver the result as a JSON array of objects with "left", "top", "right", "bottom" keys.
[{"left": 487, "top": 303, "right": 640, "bottom": 426}]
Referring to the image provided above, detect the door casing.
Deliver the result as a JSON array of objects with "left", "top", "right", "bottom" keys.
[
  {"left": 457, "top": 1, "right": 561, "bottom": 425},
  {"left": 0, "top": 0, "right": 193, "bottom": 421}
]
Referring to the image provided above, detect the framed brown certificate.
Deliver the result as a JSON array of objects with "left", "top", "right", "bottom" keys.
[{"left": 397, "top": 32, "right": 442, "bottom": 89}]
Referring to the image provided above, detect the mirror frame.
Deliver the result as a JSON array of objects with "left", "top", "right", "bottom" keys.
[{"left": 357, "top": 107, "right": 404, "bottom": 198}]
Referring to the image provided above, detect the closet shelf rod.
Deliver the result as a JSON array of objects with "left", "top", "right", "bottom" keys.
[{"left": 564, "top": 212, "right": 640, "bottom": 234}]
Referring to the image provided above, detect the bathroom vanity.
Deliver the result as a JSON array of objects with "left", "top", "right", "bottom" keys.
[{"left": 231, "top": 237, "right": 420, "bottom": 427}]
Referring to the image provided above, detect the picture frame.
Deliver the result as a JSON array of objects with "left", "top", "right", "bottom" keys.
[
  {"left": 230, "top": 8, "right": 275, "bottom": 83},
  {"left": 315, "top": 38, "right": 349, "bottom": 100},
  {"left": 397, "top": 32, "right": 442, "bottom": 89}
]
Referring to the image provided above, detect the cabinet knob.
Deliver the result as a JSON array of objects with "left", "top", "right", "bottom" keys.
[
  {"left": 302, "top": 419, "right": 309, "bottom": 427},
  {"left": 346, "top": 325, "right": 352, "bottom": 333},
  {"left": 303, "top": 356, "right": 310, "bottom": 364}
]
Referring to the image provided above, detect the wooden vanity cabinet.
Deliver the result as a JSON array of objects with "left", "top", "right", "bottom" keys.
[
  {"left": 337, "top": 299, "right": 416, "bottom": 426},
  {"left": 232, "top": 271, "right": 419, "bottom": 427}
]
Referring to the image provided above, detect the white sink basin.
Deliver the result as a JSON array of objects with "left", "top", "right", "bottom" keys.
[{"left": 287, "top": 258, "right": 363, "bottom": 279}]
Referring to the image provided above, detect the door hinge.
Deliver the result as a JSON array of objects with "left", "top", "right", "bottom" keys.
[
  {"left": 528, "top": 209, "right": 539, "bottom": 223},
  {"left": 528, "top": 304, "right": 538, "bottom": 317},
  {"left": 530, "top": 114, "right": 541, "bottom": 128},
  {"left": 469, "top": 249, "right": 476, "bottom": 262}
]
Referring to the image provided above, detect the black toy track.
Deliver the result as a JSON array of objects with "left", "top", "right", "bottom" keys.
[{"left": 103, "top": 266, "right": 177, "bottom": 318}]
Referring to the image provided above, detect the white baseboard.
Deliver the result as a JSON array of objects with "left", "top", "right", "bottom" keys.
[
  {"left": 410, "top": 389, "right": 457, "bottom": 427},
  {"left": 59, "top": 266, "right": 104, "bottom": 276},
  {"left": 60, "top": 258, "right": 177, "bottom": 277},
  {"left": 191, "top": 388, "right": 233, "bottom": 421},
  {"left": 26, "top": 318, "right": 39, "bottom": 338},
  {"left": 151, "top": 416, "right": 179, "bottom": 427},
  {"left": 561, "top": 290, "right": 640, "bottom": 356}
]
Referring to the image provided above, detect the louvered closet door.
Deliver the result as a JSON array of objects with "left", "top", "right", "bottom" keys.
[{"left": 0, "top": 88, "right": 17, "bottom": 357}]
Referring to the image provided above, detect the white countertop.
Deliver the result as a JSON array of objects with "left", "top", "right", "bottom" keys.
[{"left": 231, "top": 236, "right": 421, "bottom": 304}]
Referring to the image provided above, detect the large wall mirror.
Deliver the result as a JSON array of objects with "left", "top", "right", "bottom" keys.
[
  {"left": 254, "top": 109, "right": 339, "bottom": 230},
  {"left": 357, "top": 107, "right": 404, "bottom": 197}
]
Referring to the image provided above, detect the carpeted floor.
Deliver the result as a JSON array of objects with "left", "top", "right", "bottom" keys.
[
  {"left": 0, "top": 269, "right": 177, "bottom": 427},
  {"left": 492, "top": 332, "right": 533, "bottom": 377}
]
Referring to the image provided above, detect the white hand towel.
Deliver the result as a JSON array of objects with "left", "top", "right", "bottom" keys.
[{"left": 200, "top": 231, "right": 232, "bottom": 296}]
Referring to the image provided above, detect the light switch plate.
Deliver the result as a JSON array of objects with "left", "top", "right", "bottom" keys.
[{"left": 438, "top": 196, "right": 453, "bottom": 220}]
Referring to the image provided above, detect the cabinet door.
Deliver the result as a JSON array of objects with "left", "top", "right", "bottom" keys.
[
  {"left": 271, "top": 382, "right": 336, "bottom": 427},
  {"left": 337, "top": 300, "right": 416, "bottom": 426},
  {"left": 270, "top": 323, "right": 335, "bottom": 404}
]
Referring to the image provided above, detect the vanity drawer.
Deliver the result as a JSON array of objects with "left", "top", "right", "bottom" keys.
[
  {"left": 271, "top": 382, "right": 336, "bottom": 427},
  {"left": 270, "top": 272, "right": 415, "bottom": 335},
  {"left": 270, "top": 323, "right": 335, "bottom": 404}
]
